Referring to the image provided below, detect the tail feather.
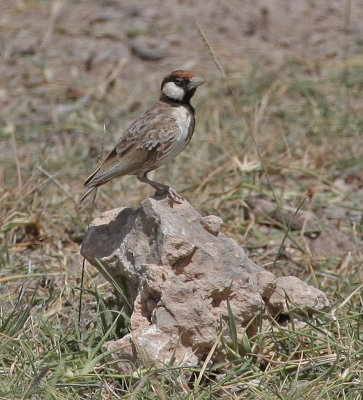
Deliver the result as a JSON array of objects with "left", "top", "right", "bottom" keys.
[
  {"left": 77, "top": 186, "right": 98, "bottom": 207},
  {"left": 84, "top": 165, "right": 102, "bottom": 187},
  {"left": 84, "top": 147, "right": 118, "bottom": 187},
  {"left": 85, "top": 161, "right": 142, "bottom": 188}
]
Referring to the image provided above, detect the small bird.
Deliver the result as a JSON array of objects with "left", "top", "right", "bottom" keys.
[{"left": 78, "top": 70, "right": 205, "bottom": 205}]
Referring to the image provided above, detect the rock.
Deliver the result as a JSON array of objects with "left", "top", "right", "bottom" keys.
[
  {"left": 268, "top": 276, "right": 330, "bottom": 315},
  {"left": 201, "top": 215, "right": 223, "bottom": 236},
  {"left": 307, "top": 204, "right": 356, "bottom": 256},
  {"left": 245, "top": 196, "right": 322, "bottom": 233},
  {"left": 130, "top": 40, "right": 168, "bottom": 61},
  {"left": 81, "top": 195, "right": 329, "bottom": 373},
  {"left": 307, "top": 225, "right": 355, "bottom": 256},
  {"left": 245, "top": 196, "right": 356, "bottom": 256}
]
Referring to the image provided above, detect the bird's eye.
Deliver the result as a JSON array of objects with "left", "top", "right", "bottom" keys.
[{"left": 174, "top": 78, "right": 183, "bottom": 86}]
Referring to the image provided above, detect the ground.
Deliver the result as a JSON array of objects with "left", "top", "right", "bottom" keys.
[{"left": 0, "top": 0, "right": 362, "bottom": 399}]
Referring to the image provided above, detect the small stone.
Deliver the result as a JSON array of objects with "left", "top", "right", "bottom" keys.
[
  {"left": 267, "top": 276, "right": 330, "bottom": 314},
  {"left": 130, "top": 40, "right": 168, "bottom": 61},
  {"left": 201, "top": 215, "right": 223, "bottom": 236}
]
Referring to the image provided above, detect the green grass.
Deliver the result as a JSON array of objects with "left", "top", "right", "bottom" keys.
[
  {"left": 0, "top": 285, "right": 361, "bottom": 399},
  {"left": 1, "top": 10, "right": 363, "bottom": 399}
]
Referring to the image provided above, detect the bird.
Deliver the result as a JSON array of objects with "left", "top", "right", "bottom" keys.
[{"left": 78, "top": 70, "right": 205, "bottom": 206}]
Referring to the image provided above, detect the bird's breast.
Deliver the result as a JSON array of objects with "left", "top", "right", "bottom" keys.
[
  {"left": 174, "top": 105, "right": 193, "bottom": 142},
  {"left": 174, "top": 107, "right": 192, "bottom": 141},
  {"left": 150, "top": 105, "right": 195, "bottom": 170},
  {"left": 167, "top": 107, "right": 193, "bottom": 159}
]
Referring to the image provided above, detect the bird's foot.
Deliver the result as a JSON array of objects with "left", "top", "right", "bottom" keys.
[
  {"left": 155, "top": 187, "right": 184, "bottom": 205},
  {"left": 167, "top": 187, "right": 184, "bottom": 204}
]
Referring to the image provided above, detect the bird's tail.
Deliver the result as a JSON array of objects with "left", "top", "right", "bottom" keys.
[{"left": 77, "top": 186, "right": 98, "bottom": 207}]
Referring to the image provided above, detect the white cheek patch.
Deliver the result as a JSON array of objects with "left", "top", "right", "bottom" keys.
[{"left": 162, "top": 82, "right": 185, "bottom": 101}]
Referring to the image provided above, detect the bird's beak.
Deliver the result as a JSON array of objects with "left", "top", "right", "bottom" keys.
[{"left": 188, "top": 76, "right": 206, "bottom": 90}]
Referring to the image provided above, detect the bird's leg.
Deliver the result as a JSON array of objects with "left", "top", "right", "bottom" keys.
[{"left": 138, "top": 173, "right": 184, "bottom": 203}]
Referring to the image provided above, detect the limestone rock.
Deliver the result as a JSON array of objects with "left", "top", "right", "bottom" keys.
[{"left": 81, "top": 195, "right": 330, "bottom": 373}]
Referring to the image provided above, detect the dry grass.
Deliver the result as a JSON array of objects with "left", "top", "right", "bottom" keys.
[{"left": 1, "top": 1, "right": 363, "bottom": 399}]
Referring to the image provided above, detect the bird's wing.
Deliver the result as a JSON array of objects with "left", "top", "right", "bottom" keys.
[{"left": 84, "top": 105, "right": 183, "bottom": 188}]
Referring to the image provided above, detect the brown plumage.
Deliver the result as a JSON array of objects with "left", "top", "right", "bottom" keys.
[{"left": 78, "top": 70, "right": 205, "bottom": 205}]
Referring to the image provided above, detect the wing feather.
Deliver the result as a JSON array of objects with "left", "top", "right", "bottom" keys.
[{"left": 84, "top": 103, "right": 183, "bottom": 188}]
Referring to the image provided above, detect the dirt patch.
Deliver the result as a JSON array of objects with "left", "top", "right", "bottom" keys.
[{"left": 1, "top": 0, "right": 363, "bottom": 103}]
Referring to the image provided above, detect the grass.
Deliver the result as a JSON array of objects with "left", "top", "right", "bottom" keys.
[{"left": 1, "top": 4, "right": 363, "bottom": 399}]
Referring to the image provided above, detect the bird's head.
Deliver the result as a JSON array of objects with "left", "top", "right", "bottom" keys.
[{"left": 160, "top": 70, "right": 205, "bottom": 104}]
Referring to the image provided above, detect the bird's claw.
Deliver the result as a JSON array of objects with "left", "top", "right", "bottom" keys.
[
  {"left": 167, "top": 188, "right": 184, "bottom": 204},
  {"left": 155, "top": 187, "right": 184, "bottom": 205}
]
